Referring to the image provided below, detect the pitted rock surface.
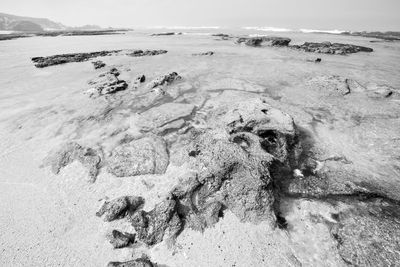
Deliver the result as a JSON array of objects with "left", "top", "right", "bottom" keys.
[{"left": 107, "top": 136, "right": 169, "bottom": 177}]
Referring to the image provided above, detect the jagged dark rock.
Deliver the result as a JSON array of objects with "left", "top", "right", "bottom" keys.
[
  {"left": 170, "top": 99, "right": 300, "bottom": 230},
  {"left": 107, "top": 257, "right": 154, "bottom": 267},
  {"left": 96, "top": 196, "right": 144, "bottom": 222},
  {"left": 31, "top": 50, "right": 121, "bottom": 68},
  {"left": 108, "top": 230, "right": 136, "bottom": 249},
  {"left": 44, "top": 142, "right": 102, "bottom": 182},
  {"left": 236, "top": 36, "right": 291, "bottom": 47},
  {"left": 92, "top": 60, "right": 106, "bottom": 69},
  {"left": 291, "top": 42, "right": 373, "bottom": 55},
  {"left": 86, "top": 67, "right": 128, "bottom": 96},
  {"left": 192, "top": 51, "right": 214, "bottom": 56},
  {"left": 136, "top": 75, "right": 146, "bottom": 83},
  {"left": 130, "top": 195, "right": 183, "bottom": 246},
  {"left": 146, "top": 72, "right": 182, "bottom": 89},
  {"left": 315, "top": 58, "right": 322, "bottom": 63},
  {"left": 128, "top": 50, "right": 168, "bottom": 57},
  {"left": 107, "top": 136, "right": 169, "bottom": 177}
]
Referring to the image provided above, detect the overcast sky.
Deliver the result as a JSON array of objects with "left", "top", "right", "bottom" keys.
[{"left": 2, "top": 0, "right": 400, "bottom": 31}]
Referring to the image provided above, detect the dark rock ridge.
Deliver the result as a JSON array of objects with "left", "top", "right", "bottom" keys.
[
  {"left": 92, "top": 60, "right": 106, "bottom": 69},
  {"left": 43, "top": 142, "right": 102, "bottom": 182},
  {"left": 107, "top": 257, "right": 154, "bottom": 267},
  {"left": 234, "top": 36, "right": 373, "bottom": 55},
  {"left": 96, "top": 196, "right": 144, "bottom": 222},
  {"left": 31, "top": 49, "right": 167, "bottom": 67},
  {"left": 291, "top": 42, "right": 373, "bottom": 55},
  {"left": 342, "top": 31, "right": 400, "bottom": 41},
  {"left": 86, "top": 68, "right": 128, "bottom": 96},
  {"left": 106, "top": 136, "right": 169, "bottom": 177},
  {"left": 31, "top": 50, "right": 121, "bottom": 68},
  {"left": 151, "top": 32, "right": 182, "bottom": 36},
  {"left": 108, "top": 230, "right": 136, "bottom": 249},
  {"left": 192, "top": 51, "right": 214, "bottom": 56},
  {"left": 128, "top": 50, "right": 168, "bottom": 57},
  {"left": 146, "top": 72, "right": 182, "bottom": 89},
  {"left": 236, "top": 36, "right": 291, "bottom": 47}
]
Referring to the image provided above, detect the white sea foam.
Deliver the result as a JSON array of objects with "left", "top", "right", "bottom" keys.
[
  {"left": 243, "top": 26, "right": 293, "bottom": 32},
  {"left": 300, "top": 29, "right": 345, "bottom": 34},
  {"left": 149, "top": 26, "right": 220, "bottom": 30}
]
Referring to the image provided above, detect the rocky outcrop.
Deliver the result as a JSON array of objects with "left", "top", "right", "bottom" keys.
[
  {"left": 86, "top": 68, "right": 128, "bottom": 96},
  {"left": 128, "top": 50, "right": 168, "bottom": 57},
  {"left": 291, "top": 42, "right": 373, "bottom": 55},
  {"left": 43, "top": 142, "right": 102, "bottom": 182},
  {"left": 236, "top": 36, "right": 291, "bottom": 47},
  {"left": 96, "top": 196, "right": 144, "bottom": 222},
  {"left": 106, "top": 136, "right": 169, "bottom": 177},
  {"left": 192, "top": 51, "right": 214, "bottom": 56},
  {"left": 107, "top": 257, "right": 154, "bottom": 267},
  {"left": 92, "top": 60, "right": 106, "bottom": 69},
  {"left": 31, "top": 50, "right": 121, "bottom": 68},
  {"left": 108, "top": 230, "right": 136, "bottom": 249},
  {"left": 146, "top": 72, "right": 182, "bottom": 89}
]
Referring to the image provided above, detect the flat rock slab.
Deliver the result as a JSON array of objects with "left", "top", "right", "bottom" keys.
[
  {"left": 137, "top": 103, "right": 195, "bottom": 132},
  {"left": 107, "top": 136, "right": 169, "bottom": 177}
]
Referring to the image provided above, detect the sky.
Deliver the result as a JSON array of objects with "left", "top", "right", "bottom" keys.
[{"left": 2, "top": 0, "right": 400, "bottom": 31}]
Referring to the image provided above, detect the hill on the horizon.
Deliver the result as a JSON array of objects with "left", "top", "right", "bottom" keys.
[{"left": 0, "top": 12, "right": 104, "bottom": 32}]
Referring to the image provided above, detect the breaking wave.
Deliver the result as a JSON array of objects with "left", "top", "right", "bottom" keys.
[
  {"left": 243, "top": 26, "right": 293, "bottom": 32},
  {"left": 300, "top": 29, "right": 345, "bottom": 34}
]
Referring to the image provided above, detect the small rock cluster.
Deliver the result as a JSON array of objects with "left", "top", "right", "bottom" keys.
[
  {"left": 128, "top": 50, "right": 168, "bottom": 57},
  {"left": 192, "top": 51, "right": 214, "bottom": 56},
  {"left": 92, "top": 60, "right": 106, "bottom": 69},
  {"left": 86, "top": 67, "right": 128, "bottom": 96}
]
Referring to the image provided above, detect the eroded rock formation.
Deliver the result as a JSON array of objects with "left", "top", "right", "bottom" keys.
[{"left": 107, "top": 257, "right": 154, "bottom": 267}]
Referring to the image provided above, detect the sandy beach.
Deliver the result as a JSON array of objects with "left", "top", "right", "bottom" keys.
[{"left": 1, "top": 29, "right": 400, "bottom": 266}]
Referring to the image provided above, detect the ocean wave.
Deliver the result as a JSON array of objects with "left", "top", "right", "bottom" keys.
[
  {"left": 300, "top": 29, "right": 345, "bottom": 34},
  {"left": 149, "top": 26, "right": 220, "bottom": 30},
  {"left": 243, "top": 26, "right": 293, "bottom": 32}
]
